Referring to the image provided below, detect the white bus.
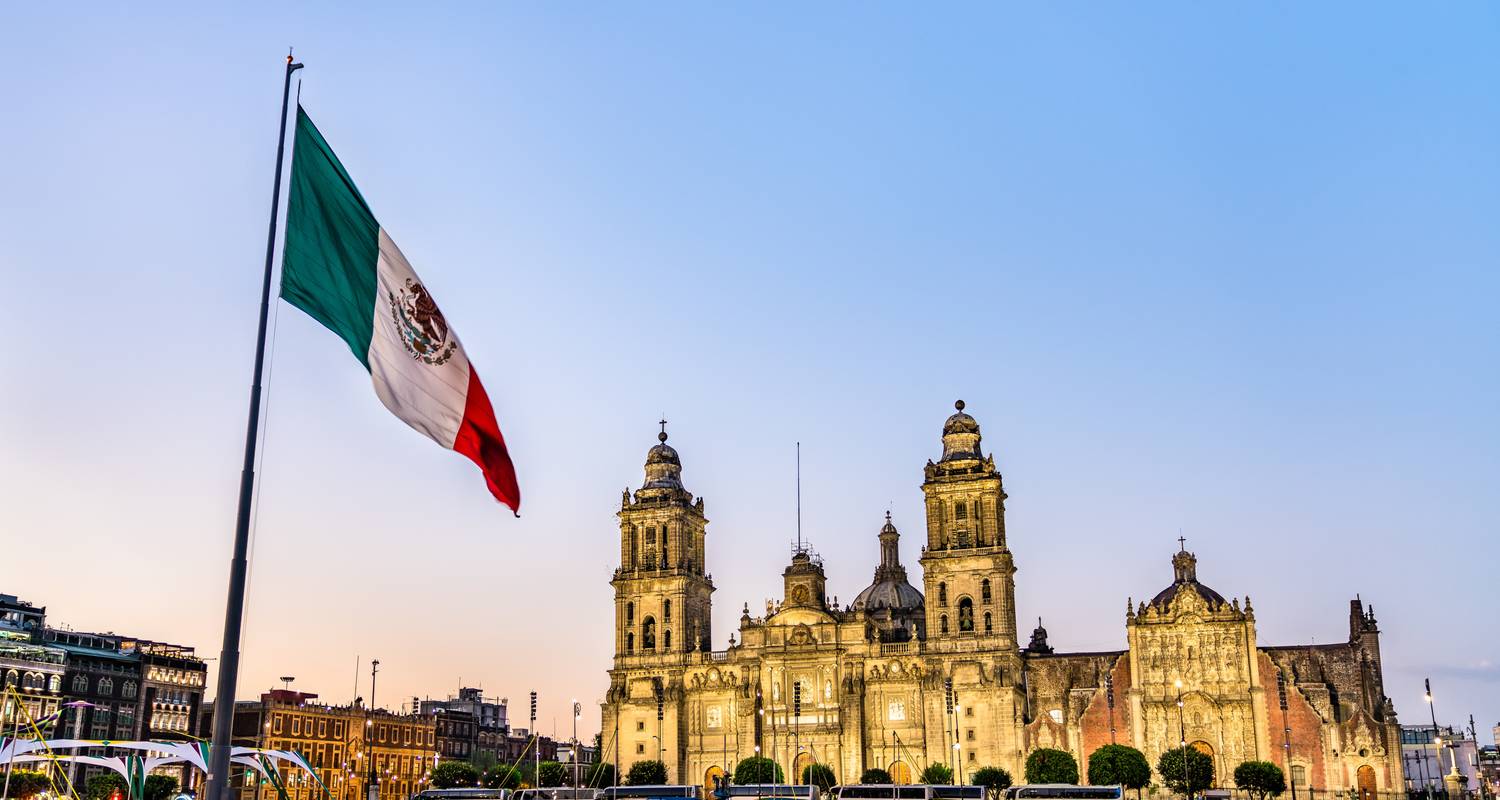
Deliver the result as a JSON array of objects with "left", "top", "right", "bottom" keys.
[
  {"left": 598, "top": 787, "right": 699, "bottom": 800},
  {"left": 726, "top": 785, "right": 819, "bottom": 800},
  {"left": 833, "top": 786, "right": 985, "bottom": 800},
  {"left": 413, "top": 790, "right": 513, "bottom": 800},
  {"left": 513, "top": 791, "right": 600, "bottom": 800},
  {"left": 1003, "top": 786, "right": 1123, "bottom": 800}
]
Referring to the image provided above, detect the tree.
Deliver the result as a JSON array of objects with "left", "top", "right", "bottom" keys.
[
  {"left": 84, "top": 774, "right": 128, "bottom": 800},
  {"left": 537, "top": 761, "right": 569, "bottom": 788},
  {"left": 1157, "top": 747, "right": 1214, "bottom": 796},
  {"left": 483, "top": 766, "right": 523, "bottom": 790},
  {"left": 432, "top": 761, "right": 482, "bottom": 789},
  {"left": 971, "top": 767, "right": 1014, "bottom": 798},
  {"left": 733, "top": 757, "right": 784, "bottom": 784},
  {"left": 921, "top": 764, "right": 954, "bottom": 785},
  {"left": 585, "top": 762, "right": 617, "bottom": 788},
  {"left": 860, "top": 768, "right": 893, "bottom": 785},
  {"left": 802, "top": 764, "right": 837, "bottom": 791},
  {"left": 5, "top": 770, "right": 53, "bottom": 800},
  {"left": 1087, "top": 745, "right": 1151, "bottom": 797},
  {"left": 143, "top": 775, "right": 179, "bottom": 800},
  {"left": 1233, "top": 761, "right": 1286, "bottom": 800},
  {"left": 626, "top": 760, "right": 669, "bottom": 786},
  {"left": 1025, "top": 749, "right": 1080, "bottom": 785}
]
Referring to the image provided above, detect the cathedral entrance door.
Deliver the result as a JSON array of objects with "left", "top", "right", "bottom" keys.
[
  {"left": 889, "top": 761, "right": 912, "bottom": 785},
  {"left": 1357, "top": 765, "right": 1376, "bottom": 800},
  {"left": 704, "top": 766, "right": 725, "bottom": 798},
  {"left": 792, "top": 753, "right": 815, "bottom": 784}
]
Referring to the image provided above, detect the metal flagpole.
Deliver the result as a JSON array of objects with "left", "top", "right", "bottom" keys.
[{"left": 205, "top": 50, "right": 303, "bottom": 800}]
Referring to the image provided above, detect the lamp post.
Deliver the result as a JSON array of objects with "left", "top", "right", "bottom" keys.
[
  {"left": 572, "top": 700, "right": 582, "bottom": 790},
  {"left": 1469, "top": 715, "right": 1487, "bottom": 800},
  {"left": 1426, "top": 679, "right": 1458, "bottom": 787},
  {"left": 367, "top": 660, "right": 380, "bottom": 800},
  {"left": 1175, "top": 679, "right": 1189, "bottom": 800},
  {"left": 1277, "top": 668, "right": 1296, "bottom": 800}
]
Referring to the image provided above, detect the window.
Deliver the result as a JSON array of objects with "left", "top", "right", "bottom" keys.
[
  {"left": 984, "top": 612, "right": 993, "bottom": 634},
  {"left": 940, "top": 615, "right": 949, "bottom": 634},
  {"left": 642, "top": 617, "right": 657, "bottom": 650},
  {"left": 122, "top": 681, "right": 137, "bottom": 699},
  {"left": 626, "top": 602, "right": 634, "bottom": 625},
  {"left": 626, "top": 632, "right": 635, "bottom": 653},
  {"left": 629, "top": 530, "right": 639, "bottom": 568},
  {"left": 1291, "top": 766, "right": 1306, "bottom": 788},
  {"left": 967, "top": 729, "right": 975, "bottom": 741},
  {"left": 664, "top": 599, "right": 672, "bottom": 622},
  {"left": 48, "top": 675, "right": 60, "bottom": 693},
  {"left": 637, "top": 721, "right": 645, "bottom": 731},
  {"left": 958, "top": 598, "right": 974, "bottom": 632},
  {"left": 293, "top": 717, "right": 302, "bottom": 735},
  {"left": 636, "top": 743, "right": 645, "bottom": 754},
  {"left": 99, "top": 677, "right": 113, "bottom": 695},
  {"left": 664, "top": 629, "right": 672, "bottom": 651},
  {"left": 319, "top": 721, "right": 327, "bottom": 737},
  {"left": 938, "top": 583, "right": 948, "bottom": 606},
  {"left": 69, "top": 674, "right": 84, "bottom": 692},
  {"left": 956, "top": 530, "right": 971, "bottom": 547},
  {"left": 274, "top": 715, "right": 284, "bottom": 734},
  {"left": 965, "top": 706, "right": 974, "bottom": 717},
  {"left": 956, "top": 501, "right": 967, "bottom": 520},
  {"left": 981, "top": 579, "right": 992, "bottom": 603}
]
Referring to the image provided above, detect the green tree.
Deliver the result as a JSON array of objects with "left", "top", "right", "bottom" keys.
[
  {"left": 537, "top": 761, "right": 569, "bottom": 788},
  {"left": 626, "top": 760, "right": 669, "bottom": 786},
  {"left": 585, "top": 762, "right": 617, "bottom": 788},
  {"left": 143, "top": 775, "right": 179, "bottom": 800},
  {"left": 1233, "top": 761, "right": 1286, "bottom": 800},
  {"left": 469, "top": 750, "right": 500, "bottom": 774},
  {"left": 920, "top": 764, "right": 954, "bottom": 785},
  {"left": 1087, "top": 745, "right": 1151, "bottom": 797},
  {"left": 432, "top": 761, "right": 482, "bottom": 789},
  {"left": 85, "top": 774, "right": 128, "bottom": 800},
  {"left": 971, "top": 767, "right": 1014, "bottom": 798},
  {"left": 1025, "top": 749, "right": 1080, "bottom": 785},
  {"left": 733, "top": 757, "right": 784, "bottom": 784},
  {"left": 5, "top": 770, "right": 54, "bottom": 800},
  {"left": 802, "top": 764, "right": 837, "bottom": 791},
  {"left": 859, "top": 768, "right": 893, "bottom": 785},
  {"left": 1156, "top": 748, "right": 1214, "bottom": 796},
  {"left": 483, "top": 766, "right": 523, "bottom": 790}
]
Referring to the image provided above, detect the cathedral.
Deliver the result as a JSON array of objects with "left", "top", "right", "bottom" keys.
[{"left": 601, "top": 402, "right": 1403, "bottom": 797}]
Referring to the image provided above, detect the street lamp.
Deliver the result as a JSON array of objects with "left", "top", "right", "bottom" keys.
[
  {"left": 1175, "top": 679, "right": 1189, "bottom": 800},
  {"left": 572, "top": 700, "right": 582, "bottom": 790}
]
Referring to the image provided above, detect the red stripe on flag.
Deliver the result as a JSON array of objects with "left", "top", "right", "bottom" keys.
[{"left": 453, "top": 368, "right": 521, "bottom": 514}]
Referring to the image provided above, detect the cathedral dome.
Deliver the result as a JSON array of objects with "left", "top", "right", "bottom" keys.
[
  {"left": 1149, "top": 546, "right": 1228, "bottom": 609},
  {"left": 645, "top": 433, "right": 680, "bottom": 466},
  {"left": 939, "top": 400, "right": 984, "bottom": 462},
  {"left": 852, "top": 513, "right": 924, "bottom": 612},
  {"left": 640, "top": 428, "right": 685, "bottom": 492}
]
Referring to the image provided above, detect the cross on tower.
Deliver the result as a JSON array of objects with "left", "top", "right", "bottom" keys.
[
  {"left": 1177, "top": 535, "right": 1187, "bottom": 552},
  {"left": 657, "top": 418, "right": 669, "bottom": 441}
]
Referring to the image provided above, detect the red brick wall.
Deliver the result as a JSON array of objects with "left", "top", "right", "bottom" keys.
[
  {"left": 1077, "top": 656, "right": 1133, "bottom": 781},
  {"left": 1258, "top": 651, "right": 1328, "bottom": 790}
]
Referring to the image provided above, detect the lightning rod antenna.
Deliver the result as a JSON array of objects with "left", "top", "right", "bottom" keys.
[{"left": 796, "top": 441, "right": 802, "bottom": 551}]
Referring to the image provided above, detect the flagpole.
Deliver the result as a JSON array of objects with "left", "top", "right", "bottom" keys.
[{"left": 205, "top": 50, "right": 303, "bottom": 800}]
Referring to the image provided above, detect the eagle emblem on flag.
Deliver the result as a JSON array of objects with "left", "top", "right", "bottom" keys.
[{"left": 390, "top": 278, "right": 458, "bottom": 365}]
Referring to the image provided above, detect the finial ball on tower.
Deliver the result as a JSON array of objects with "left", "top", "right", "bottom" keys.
[{"left": 955, "top": 399, "right": 965, "bottom": 411}]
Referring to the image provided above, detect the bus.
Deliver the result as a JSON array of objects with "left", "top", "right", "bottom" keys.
[
  {"left": 726, "top": 785, "right": 819, "bottom": 800},
  {"left": 1003, "top": 786, "right": 1123, "bottom": 800},
  {"left": 514, "top": 791, "right": 600, "bottom": 800},
  {"left": 598, "top": 787, "right": 700, "bottom": 800},
  {"left": 413, "top": 790, "right": 513, "bottom": 800},
  {"left": 833, "top": 786, "right": 984, "bottom": 800}
]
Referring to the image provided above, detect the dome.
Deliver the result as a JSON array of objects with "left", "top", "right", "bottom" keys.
[
  {"left": 852, "top": 513, "right": 924, "bottom": 613},
  {"left": 1149, "top": 547, "right": 1228, "bottom": 610},
  {"left": 640, "top": 428, "right": 685, "bottom": 492},
  {"left": 939, "top": 400, "right": 984, "bottom": 462},
  {"left": 943, "top": 399, "right": 980, "bottom": 435},
  {"left": 646, "top": 432, "right": 680, "bottom": 466}
]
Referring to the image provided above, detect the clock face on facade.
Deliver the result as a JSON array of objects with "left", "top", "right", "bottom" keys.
[{"left": 792, "top": 585, "right": 810, "bottom": 604}]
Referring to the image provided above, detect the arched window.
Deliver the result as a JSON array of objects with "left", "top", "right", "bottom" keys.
[
  {"left": 626, "top": 632, "right": 635, "bottom": 653},
  {"left": 99, "top": 677, "right": 114, "bottom": 696},
  {"left": 664, "top": 599, "right": 672, "bottom": 622},
  {"left": 958, "top": 598, "right": 975, "bottom": 632},
  {"left": 664, "top": 629, "right": 672, "bottom": 651},
  {"left": 955, "top": 501, "right": 967, "bottom": 520},
  {"left": 981, "top": 579, "right": 992, "bottom": 603},
  {"left": 642, "top": 617, "right": 657, "bottom": 650},
  {"left": 939, "top": 615, "right": 949, "bottom": 634},
  {"left": 938, "top": 583, "right": 948, "bottom": 606},
  {"left": 48, "top": 675, "right": 61, "bottom": 693},
  {"left": 984, "top": 612, "right": 993, "bottom": 634},
  {"left": 629, "top": 529, "right": 639, "bottom": 568},
  {"left": 71, "top": 674, "right": 86, "bottom": 692},
  {"left": 626, "top": 602, "right": 635, "bottom": 625},
  {"left": 122, "top": 680, "right": 137, "bottom": 699},
  {"left": 4, "top": 670, "right": 16, "bottom": 688},
  {"left": 22, "top": 673, "right": 39, "bottom": 690}
]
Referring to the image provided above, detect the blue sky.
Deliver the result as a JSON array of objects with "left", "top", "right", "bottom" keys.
[{"left": 2, "top": 4, "right": 1497, "bottom": 739}]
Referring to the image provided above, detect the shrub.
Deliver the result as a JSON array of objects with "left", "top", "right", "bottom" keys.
[
  {"left": 802, "top": 764, "right": 837, "bottom": 791},
  {"left": 1025, "top": 749, "right": 1080, "bottom": 785},
  {"left": 971, "top": 766, "right": 1014, "bottom": 797},
  {"left": 626, "top": 760, "right": 669, "bottom": 786},
  {"left": 733, "top": 757, "right": 784, "bottom": 784},
  {"left": 1233, "top": 761, "right": 1287, "bottom": 800},
  {"left": 859, "top": 768, "right": 893, "bottom": 785},
  {"left": 1157, "top": 748, "right": 1214, "bottom": 795},
  {"left": 920, "top": 764, "right": 954, "bottom": 785},
  {"left": 1087, "top": 745, "right": 1150, "bottom": 796}
]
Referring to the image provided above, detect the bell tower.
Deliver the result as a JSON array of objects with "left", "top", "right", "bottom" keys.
[
  {"left": 611, "top": 423, "right": 714, "bottom": 659},
  {"left": 918, "top": 400, "right": 1019, "bottom": 649}
]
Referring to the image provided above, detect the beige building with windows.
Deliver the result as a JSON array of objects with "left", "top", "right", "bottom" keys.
[{"left": 601, "top": 402, "right": 1404, "bottom": 796}]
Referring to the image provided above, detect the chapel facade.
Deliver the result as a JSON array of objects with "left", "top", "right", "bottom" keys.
[{"left": 600, "top": 403, "right": 1403, "bottom": 797}]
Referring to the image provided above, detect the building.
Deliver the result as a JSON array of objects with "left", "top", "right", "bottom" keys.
[
  {"left": 0, "top": 594, "right": 66, "bottom": 736},
  {"left": 601, "top": 402, "right": 1403, "bottom": 797},
  {"left": 42, "top": 629, "right": 145, "bottom": 786},
  {"left": 202, "top": 689, "right": 438, "bottom": 800},
  {"left": 1401, "top": 725, "right": 1479, "bottom": 793},
  {"left": 421, "top": 688, "right": 509, "bottom": 762}
]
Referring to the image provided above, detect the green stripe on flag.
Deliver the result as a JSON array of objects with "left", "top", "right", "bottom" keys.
[{"left": 280, "top": 106, "right": 380, "bottom": 369}]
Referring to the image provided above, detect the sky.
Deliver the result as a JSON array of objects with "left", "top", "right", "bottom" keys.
[{"left": 2, "top": 4, "right": 1498, "bottom": 742}]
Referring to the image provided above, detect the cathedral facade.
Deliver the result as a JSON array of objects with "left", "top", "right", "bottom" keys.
[{"left": 601, "top": 403, "right": 1403, "bottom": 796}]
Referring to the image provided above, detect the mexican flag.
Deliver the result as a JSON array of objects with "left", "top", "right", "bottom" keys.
[{"left": 279, "top": 106, "right": 520, "bottom": 513}]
